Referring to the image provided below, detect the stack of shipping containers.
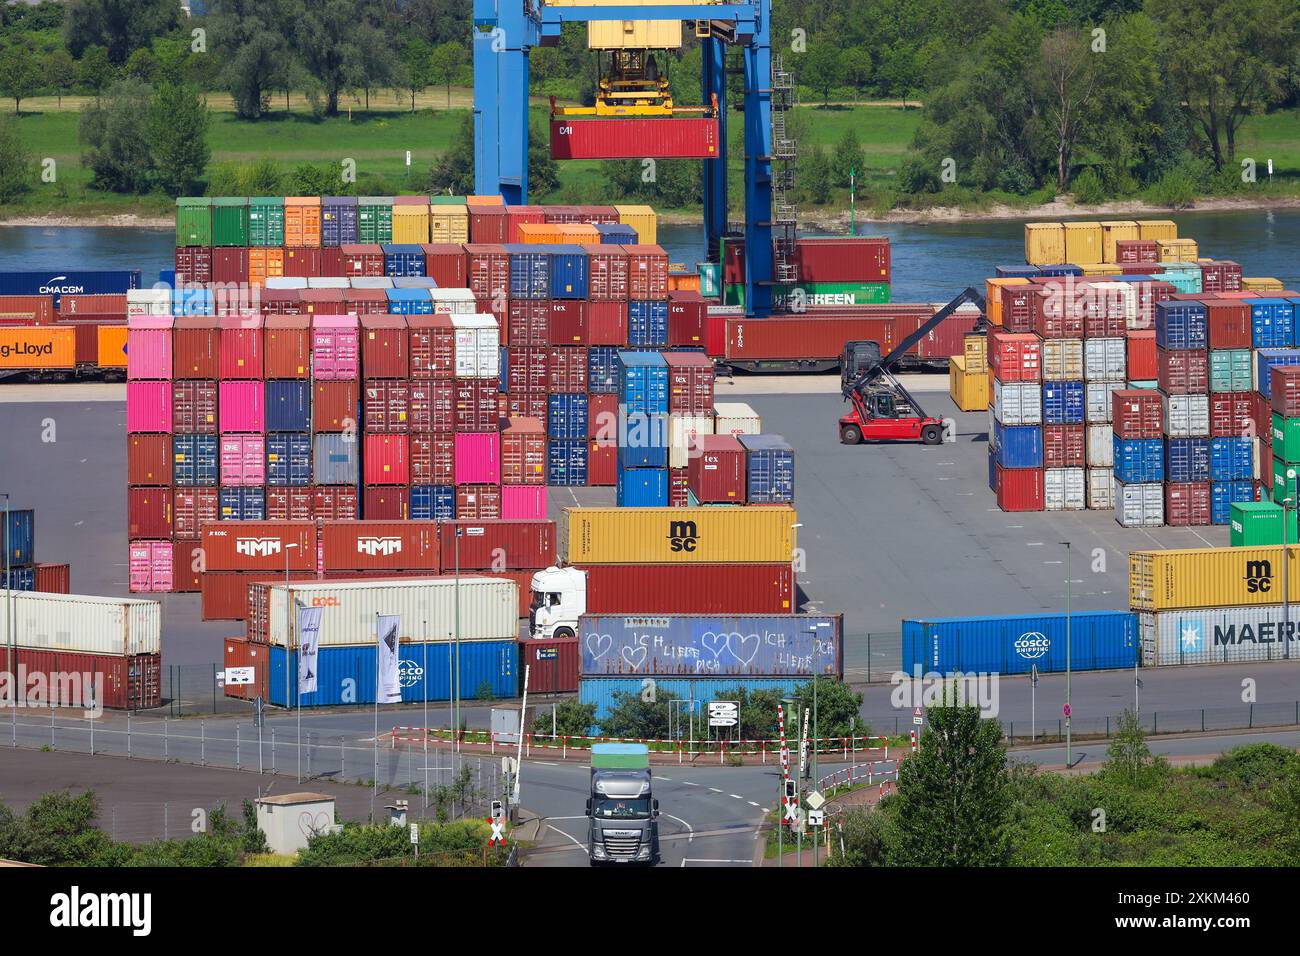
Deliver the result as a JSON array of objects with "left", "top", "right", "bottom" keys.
[{"left": 0, "top": 509, "right": 69, "bottom": 593}]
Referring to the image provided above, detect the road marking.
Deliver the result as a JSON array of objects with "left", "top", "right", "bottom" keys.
[
  {"left": 1026, "top": 541, "right": 1044, "bottom": 547},
  {"left": 682, "top": 781, "right": 699, "bottom": 787},
  {"left": 546, "top": 825, "right": 585, "bottom": 849},
  {"left": 1043, "top": 560, "right": 1062, "bottom": 565},
  {"left": 682, "top": 858, "right": 752, "bottom": 865},
  {"left": 665, "top": 813, "right": 694, "bottom": 844},
  {"left": 534, "top": 761, "right": 557, "bottom": 767},
  {"left": 657, "top": 776, "right": 671, "bottom": 781},
  {"left": 747, "top": 801, "right": 761, "bottom": 807},
  {"left": 707, "top": 787, "right": 722, "bottom": 793},
  {"left": 729, "top": 794, "right": 742, "bottom": 799}
]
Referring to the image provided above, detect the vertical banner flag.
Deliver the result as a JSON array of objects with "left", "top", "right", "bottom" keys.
[
  {"left": 297, "top": 605, "right": 322, "bottom": 696},
  {"left": 377, "top": 615, "right": 403, "bottom": 704}
]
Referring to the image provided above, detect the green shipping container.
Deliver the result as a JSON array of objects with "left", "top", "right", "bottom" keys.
[
  {"left": 724, "top": 281, "right": 891, "bottom": 308},
  {"left": 1231, "top": 500, "right": 1299, "bottom": 546},
  {"left": 1272, "top": 456, "right": 1300, "bottom": 502},
  {"left": 358, "top": 197, "right": 393, "bottom": 244},
  {"left": 211, "top": 197, "right": 250, "bottom": 247},
  {"left": 429, "top": 195, "right": 467, "bottom": 205},
  {"left": 1274, "top": 413, "right": 1300, "bottom": 464},
  {"left": 175, "top": 197, "right": 212, "bottom": 247},
  {"left": 1209, "top": 349, "right": 1253, "bottom": 392},
  {"left": 249, "top": 197, "right": 285, "bottom": 246},
  {"left": 699, "top": 262, "right": 721, "bottom": 298},
  {"left": 591, "top": 742, "right": 649, "bottom": 770}
]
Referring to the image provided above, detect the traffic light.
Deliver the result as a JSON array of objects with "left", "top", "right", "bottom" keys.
[
  {"left": 491, "top": 800, "right": 504, "bottom": 822},
  {"left": 784, "top": 779, "right": 797, "bottom": 804}
]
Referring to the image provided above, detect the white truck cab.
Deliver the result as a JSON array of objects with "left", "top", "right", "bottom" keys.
[{"left": 529, "top": 565, "right": 587, "bottom": 640}]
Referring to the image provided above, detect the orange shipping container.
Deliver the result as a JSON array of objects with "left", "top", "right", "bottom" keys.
[
  {"left": 0, "top": 326, "right": 76, "bottom": 368},
  {"left": 97, "top": 324, "right": 129, "bottom": 368},
  {"left": 517, "top": 223, "right": 564, "bottom": 244},
  {"left": 284, "top": 197, "right": 322, "bottom": 247},
  {"left": 248, "top": 247, "right": 285, "bottom": 287}
]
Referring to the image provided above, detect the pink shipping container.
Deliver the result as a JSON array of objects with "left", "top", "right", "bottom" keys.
[
  {"left": 129, "top": 540, "right": 174, "bottom": 593},
  {"left": 126, "top": 381, "right": 173, "bottom": 433},
  {"left": 218, "top": 380, "right": 266, "bottom": 433},
  {"left": 454, "top": 432, "right": 501, "bottom": 485},
  {"left": 363, "top": 434, "right": 410, "bottom": 485},
  {"left": 501, "top": 485, "right": 547, "bottom": 521},
  {"left": 219, "top": 315, "right": 264, "bottom": 379},
  {"left": 126, "top": 316, "right": 174, "bottom": 380},
  {"left": 312, "top": 315, "right": 360, "bottom": 380},
  {"left": 220, "top": 434, "right": 266, "bottom": 485}
]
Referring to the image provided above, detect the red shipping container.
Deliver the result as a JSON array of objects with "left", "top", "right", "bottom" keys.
[
  {"left": 1253, "top": 391, "right": 1274, "bottom": 444},
  {"left": 202, "top": 571, "right": 315, "bottom": 621},
  {"left": 508, "top": 347, "right": 549, "bottom": 394},
  {"left": 127, "top": 434, "right": 171, "bottom": 485},
  {"left": 172, "top": 487, "right": 218, "bottom": 537},
  {"left": 502, "top": 417, "right": 547, "bottom": 484},
  {"left": 1043, "top": 424, "right": 1086, "bottom": 469},
  {"left": 1126, "top": 330, "right": 1157, "bottom": 381},
  {"left": 339, "top": 243, "right": 385, "bottom": 276},
  {"left": 994, "top": 465, "right": 1044, "bottom": 512},
  {"left": 212, "top": 247, "right": 249, "bottom": 285},
  {"left": 508, "top": 301, "right": 550, "bottom": 347},
  {"left": 263, "top": 315, "right": 312, "bottom": 378},
  {"left": 363, "top": 434, "right": 410, "bottom": 485},
  {"left": 170, "top": 538, "right": 201, "bottom": 592},
  {"left": 455, "top": 484, "right": 502, "bottom": 520},
  {"left": 1081, "top": 290, "right": 1128, "bottom": 339},
  {"left": 1205, "top": 299, "right": 1252, "bottom": 350},
  {"left": 128, "top": 487, "right": 171, "bottom": 538},
  {"left": 68, "top": 320, "right": 100, "bottom": 366},
  {"left": 219, "top": 316, "right": 264, "bottom": 379},
  {"left": 320, "top": 520, "right": 437, "bottom": 571},
  {"left": 664, "top": 351, "right": 715, "bottom": 415},
  {"left": 342, "top": 288, "right": 389, "bottom": 315},
  {"left": 466, "top": 244, "right": 511, "bottom": 300},
  {"left": 407, "top": 379, "right": 453, "bottom": 433},
  {"left": 362, "top": 487, "right": 409, "bottom": 520},
  {"left": 438, "top": 520, "right": 556, "bottom": 571},
  {"left": 470, "top": 206, "right": 508, "bottom": 244},
  {"left": 989, "top": 332, "right": 1042, "bottom": 383},
  {"left": 667, "top": 291, "right": 707, "bottom": 347},
  {"left": 584, "top": 244, "right": 630, "bottom": 302},
  {"left": 1032, "top": 287, "right": 1085, "bottom": 339},
  {"left": 1135, "top": 280, "right": 1176, "bottom": 328},
  {"left": 583, "top": 206, "right": 620, "bottom": 224},
  {"left": 314, "top": 485, "right": 359, "bottom": 521},
  {"left": 505, "top": 207, "right": 547, "bottom": 243},
  {"left": 423, "top": 244, "right": 469, "bottom": 288},
  {"left": 320, "top": 247, "right": 344, "bottom": 276},
  {"left": 548, "top": 300, "right": 588, "bottom": 345},
  {"left": 547, "top": 346, "right": 588, "bottom": 393},
  {"left": 507, "top": 390, "right": 549, "bottom": 421},
  {"left": 265, "top": 487, "right": 313, "bottom": 522},
  {"left": 1210, "top": 392, "right": 1254, "bottom": 438},
  {"left": 1115, "top": 239, "right": 1159, "bottom": 264},
  {"left": 363, "top": 379, "right": 411, "bottom": 433},
  {"left": 454, "top": 378, "right": 500, "bottom": 432},
  {"left": 668, "top": 467, "right": 689, "bottom": 507},
  {"left": 588, "top": 393, "right": 618, "bottom": 441},
  {"left": 300, "top": 288, "right": 345, "bottom": 315},
  {"left": 0, "top": 295, "right": 54, "bottom": 324},
  {"left": 518, "top": 637, "right": 579, "bottom": 694},
  {"left": 588, "top": 301, "right": 629, "bottom": 346},
  {"left": 1157, "top": 347, "right": 1209, "bottom": 394},
  {"left": 795, "top": 237, "right": 890, "bottom": 284},
  {"left": 624, "top": 245, "right": 670, "bottom": 301},
  {"left": 1272, "top": 366, "right": 1300, "bottom": 418},
  {"left": 60, "top": 293, "right": 127, "bottom": 317},
  {"left": 283, "top": 246, "right": 323, "bottom": 278},
  {"left": 705, "top": 312, "right": 726, "bottom": 358},
  {"left": 550, "top": 118, "right": 719, "bottom": 160},
  {"left": 175, "top": 246, "right": 213, "bottom": 286},
  {"left": 15, "top": 647, "right": 160, "bottom": 710},
  {"left": 33, "top": 562, "right": 71, "bottom": 594},
  {"left": 410, "top": 432, "right": 455, "bottom": 484},
  {"left": 259, "top": 289, "right": 303, "bottom": 316},
  {"left": 1166, "top": 482, "right": 1212, "bottom": 526},
  {"left": 1112, "top": 389, "right": 1163, "bottom": 439},
  {"left": 580, "top": 563, "right": 795, "bottom": 614},
  {"left": 723, "top": 307, "right": 937, "bottom": 365},
  {"left": 223, "top": 637, "right": 270, "bottom": 701},
  {"left": 313, "top": 380, "right": 357, "bottom": 431},
  {"left": 172, "top": 317, "right": 221, "bottom": 378},
  {"left": 201, "top": 522, "right": 316, "bottom": 572},
  {"left": 408, "top": 314, "right": 456, "bottom": 378},
  {"left": 360, "top": 315, "right": 410, "bottom": 378},
  {"left": 1201, "top": 261, "right": 1243, "bottom": 294},
  {"left": 171, "top": 380, "right": 218, "bottom": 434},
  {"left": 588, "top": 440, "right": 617, "bottom": 486},
  {"left": 687, "top": 435, "right": 747, "bottom": 503}
]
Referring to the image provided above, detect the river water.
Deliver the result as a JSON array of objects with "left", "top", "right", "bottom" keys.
[{"left": 1, "top": 209, "right": 1297, "bottom": 300}]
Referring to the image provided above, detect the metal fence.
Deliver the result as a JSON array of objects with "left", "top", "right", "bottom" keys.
[
  {"left": 843, "top": 633, "right": 903, "bottom": 685},
  {"left": 160, "top": 664, "right": 256, "bottom": 717}
]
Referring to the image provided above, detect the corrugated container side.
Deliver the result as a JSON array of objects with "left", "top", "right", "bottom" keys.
[
  {"left": 10, "top": 592, "right": 161, "bottom": 656},
  {"left": 902, "top": 611, "right": 1137, "bottom": 675}
]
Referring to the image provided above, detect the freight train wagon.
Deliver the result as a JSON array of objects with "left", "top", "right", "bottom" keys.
[{"left": 0, "top": 325, "right": 128, "bottom": 383}]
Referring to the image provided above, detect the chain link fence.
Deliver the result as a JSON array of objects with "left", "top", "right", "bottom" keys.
[
  {"left": 843, "top": 633, "right": 903, "bottom": 684},
  {"left": 160, "top": 664, "right": 256, "bottom": 717}
]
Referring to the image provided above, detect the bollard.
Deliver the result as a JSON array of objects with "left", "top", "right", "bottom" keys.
[
  {"left": 164, "top": 717, "right": 169, "bottom": 759},
  {"left": 341, "top": 736, "right": 345, "bottom": 778},
  {"left": 201, "top": 720, "right": 206, "bottom": 766},
  {"left": 89, "top": 714, "right": 94, "bottom": 756},
  {"left": 271, "top": 728, "right": 276, "bottom": 774},
  {"left": 50, "top": 710, "right": 55, "bottom": 750},
  {"left": 236, "top": 725, "right": 241, "bottom": 771}
]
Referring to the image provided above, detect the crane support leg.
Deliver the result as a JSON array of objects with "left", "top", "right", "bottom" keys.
[
  {"left": 701, "top": 36, "right": 728, "bottom": 262},
  {"left": 472, "top": 15, "right": 533, "bottom": 202},
  {"left": 742, "top": 0, "right": 774, "bottom": 318}
]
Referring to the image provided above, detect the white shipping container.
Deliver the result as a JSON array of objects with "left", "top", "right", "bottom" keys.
[
  {"left": 1084, "top": 337, "right": 1126, "bottom": 382},
  {"left": 1087, "top": 467, "right": 1115, "bottom": 510},
  {"left": 1042, "top": 338, "right": 1083, "bottom": 380},
  {"left": 263, "top": 277, "right": 308, "bottom": 290},
  {"left": 126, "top": 288, "right": 171, "bottom": 317},
  {"left": 1086, "top": 381, "right": 1123, "bottom": 423},
  {"left": 1116, "top": 481, "right": 1164, "bottom": 527},
  {"left": 993, "top": 381, "right": 1042, "bottom": 426},
  {"left": 431, "top": 288, "right": 477, "bottom": 314},
  {"left": 307, "top": 276, "right": 350, "bottom": 289},
  {"left": 668, "top": 414, "right": 715, "bottom": 469},
  {"left": 1140, "top": 605, "right": 1300, "bottom": 667},
  {"left": 452, "top": 315, "right": 500, "bottom": 378},
  {"left": 267, "top": 577, "right": 519, "bottom": 648},
  {"left": 1162, "top": 393, "right": 1210, "bottom": 438},
  {"left": 10, "top": 591, "right": 161, "bottom": 657},
  {"left": 1089, "top": 281, "right": 1137, "bottom": 324},
  {"left": 1045, "top": 467, "right": 1086, "bottom": 511},
  {"left": 1086, "top": 424, "right": 1114, "bottom": 466},
  {"left": 350, "top": 276, "right": 394, "bottom": 290},
  {"left": 713, "top": 402, "right": 761, "bottom": 435}
]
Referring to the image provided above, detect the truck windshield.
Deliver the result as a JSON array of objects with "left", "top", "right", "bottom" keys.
[
  {"left": 529, "top": 590, "right": 544, "bottom": 611},
  {"left": 592, "top": 797, "right": 651, "bottom": 820}
]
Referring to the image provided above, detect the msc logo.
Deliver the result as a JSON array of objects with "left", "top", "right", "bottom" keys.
[
  {"left": 235, "top": 537, "right": 281, "bottom": 557},
  {"left": 357, "top": 537, "right": 402, "bottom": 556},
  {"left": 668, "top": 520, "right": 698, "bottom": 553},
  {"left": 311, "top": 596, "right": 340, "bottom": 607},
  {"left": 1014, "top": 631, "right": 1051, "bottom": 660},
  {"left": 1245, "top": 559, "right": 1273, "bottom": 593}
]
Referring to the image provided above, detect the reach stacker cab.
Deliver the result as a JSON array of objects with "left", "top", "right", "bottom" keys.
[{"left": 839, "top": 287, "right": 986, "bottom": 447}]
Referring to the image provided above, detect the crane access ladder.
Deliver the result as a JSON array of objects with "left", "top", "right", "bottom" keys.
[{"left": 770, "top": 53, "right": 799, "bottom": 290}]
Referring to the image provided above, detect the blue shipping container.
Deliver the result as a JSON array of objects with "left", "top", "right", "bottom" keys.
[
  {"left": 499, "top": 347, "right": 510, "bottom": 392},
  {"left": 987, "top": 445, "right": 997, "bottom": 493},
  {"left": 1155, "top": 300, "right": 1208, "bottom": 350},
  {"left": 1210, "top": 437, "right": 1254, "bottom": 482},
  {"left": 579, "top": 613, "right": 843, "bottom": 677},
  {"left": 0, "top": 509, "right": 34, "bottom": 566},
  {"left": 410, "top": 485, "right": 456, "bottom": 521},
  {"left": 266, "top": 433, "right": 311, "bottom": 487},
  {"left": 1039, "top": 264, "right": 1083, "bottom": 277},
  {"left": 902, "top": 611, "right": 1139, "bottom": 675},
  {"left": 617, "top": 351, "right": 668, "bottom": 413},
  {"left": 548, "top": 393, "right": 589, "bottom": 440},
  {"left": 1042, "top": 381, "right": 1085, "bottom": 425},
  {"left": 616, "top": 466, "right": 670, "bottom": 507},
  {"left": 547, "top": 438, "right": 588, "bottom": 486},
  {"left": 1251, "top": 299, "right": 1295, "bottom": 349},
  {"left": 1257, "top": 349, "right": 1300, "bottom": 400},
  {"left": 617, "top": 412, "right": 669, "bottom": 468},
  {"left": 628, "top": 300, "right": 669, "bottom": 348},
  {"left": 596, "top": 223, "right": 638, "bottom": 244},
  {"left": 382, "top": 244, "right": 426, "bottom": 278},
  {"left": 265, "top": 380, "right": 311, "bottom": 432},
  {"left": 1166, "top": 437, "right": 1210, "bottom": 483},
  {"left": 172, "top": 286, "right": 214, "bottom": 316},
  {"left": 580, "top": 677, "right": 804, "bottom": 724},
  {"left": 1211, "top": 480, "right": 1255, "bottom": 525},
  {"left": 269, "top": 639, "right": 518, "bottom": 707},
  {"left": 385, "top": 287, "right": 433, "bottom": 315},
  {"left": 313, "top": 434, "right": 359, "bottom": 485},
  {"left": 1, "top": 567, "right": 35, "bottom": 590},
  {"left": 1113, "top": 435, "right": 1165, "bottom": 484},
  {"left": 0, "top": 270, "right": 141, "bottom": 309},
  {"left": 738, "top": 434, "right": 795, "bottom": 503},
  {"left": 507, "top": 245, "right": 550, "bottom": 300},
  {"left": 219, "top": 486, "right": 266, "bottom": 521},
  {"left": 548, "top": 244, "right": 590, "bottom": 299},
  {"left": 995, "top": 265, "right": 1040, "bottom": 279},
  {"left": 588, "top": 346, "right": 620, "bottom": 393},
  {"left": 993, "top": 423, "right": 1043, "bottom": 469},
  {"left": 172, "top": 434, "right": 218, "bottom": 487},
  {"left": 321, "top": 197, "right": 358, "bottom": 247}
]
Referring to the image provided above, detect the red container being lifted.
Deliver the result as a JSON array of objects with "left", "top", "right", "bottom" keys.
[
  {"left": 320, "top": 520, "right": 439, "bottom": 572},
  {"left": 437, "top": 520, "right": 556, "bottom": 571},
  {"left": 1112, "top": 390, "right": 1164, "bottom": 439},
  {"left": 360, "top": 315, "right": 410, "bottom": 379},
  {"left": 794, "top": 237, "right": 891, "bottom": 284},
  {"left": 687, "top": 435, "right": 747, "bottom": 504},
  {"left": 724, "top": 307, "right": 937, "bottom": 367},
  {"left": 550, "top": 117, "right": 720, "bottom": 160},
  {"left": 580, "top": 563, "right": 796, "bottom": 614}
]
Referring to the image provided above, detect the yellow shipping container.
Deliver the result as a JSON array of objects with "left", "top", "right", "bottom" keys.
[
  {"left": 1137, "top": 220, "right": 1177, "bottom": 242},
  {"left": 392, "top": 205, "right": 431, "bottom": 244},
  {"left": 1063, "top": 221, "right": 1103, "bottom": 265},
  {"left": 97, "top": 324, "right": 128, "bottom": 368},
  {"left": 1129, "top": 546, "right": 1300, "bottom": 612},
  {"left": 614, "top": 204, "right": 657, "bottom": 245},
  {"left": 589, "top": 20, "right": 683, "bottom": 49},
  {"left": 1244, "top": 277, "right": 1284, "bottom": 292},
  {"left": 466, "top": 195, "right": 504, "bottom": 206},
  {"left": 984, "top": 277, "right": 1029, "bottom": 327},
  {"left": 565, "top": 506, "right": 796, "bottom": 564},
  {"left": 1024, "top": 223, "right": 1065, "bottom": 266},
  {"left": 1077, "top": 262, "right": 1121, "bottom": 276},
  {"left": 430, "top": 206, "right": 469, "bottom": 244},
  {"left": 963, "top": 332, "right": 988, "bottom": 374},
  {"left": 1157, "top": 238, "right": 1198, "bottom": 262},
  {"left": 1099, "top": 220, "right": 1140, "bottom": 263},
  {"left": 949, "top": 356, "right": 989, "bottom": 411},
  {"left": 0, "top": 327, "right": 76, "bottom": 369}
]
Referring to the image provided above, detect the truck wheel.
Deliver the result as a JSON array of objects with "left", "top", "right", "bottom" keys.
[
  {"left": 555, "top": 627, "right": 575, "bottom": 640},
  {"left": 841, "top": 424, "right": 862, "bottom": 445},
  {"left": 921, "top": 424, "right": 943, "bottom": 445}
]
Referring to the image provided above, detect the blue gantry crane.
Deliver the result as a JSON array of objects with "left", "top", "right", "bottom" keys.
[{"left": 472, "top": 0, "right": 784, "bottom": 317}]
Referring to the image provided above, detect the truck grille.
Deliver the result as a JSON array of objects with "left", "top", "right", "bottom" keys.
[{"left": 603, "top": 836, "right": 641, "bottom": 858}]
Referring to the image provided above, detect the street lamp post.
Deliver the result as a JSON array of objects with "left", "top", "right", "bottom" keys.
[
  {"left": 284, "top": 542, "right": 300, "bottom": 782},
  {"left": 454, "top": 526, "right": 462, "bottom": 753},
  {"left": 1284, "top": 494, "right": 1294, "bottom": 660},
  {"left": 1062, "top": 541, "right": 1072, "bottom": 768},
  {"left": 3, "top": 493, "right": 12, "bottom": 745}
]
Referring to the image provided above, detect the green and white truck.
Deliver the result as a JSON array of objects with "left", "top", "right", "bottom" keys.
[{"left": 586, "top": 743, "right": 660, "bottom": 866}]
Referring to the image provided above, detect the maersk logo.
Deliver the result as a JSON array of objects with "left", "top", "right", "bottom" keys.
[
  {"left": 235, "top": 537, "right": 282, "bottom": 557},
  {"left": 1014, "top": 631, "right": 1050, "bottom": 660},
  {"left": 1180, "top": 620, "right": 1204, "bottom": 653},
  {"left": 357, "top": 536, "right": 402, "bottom": 556}
]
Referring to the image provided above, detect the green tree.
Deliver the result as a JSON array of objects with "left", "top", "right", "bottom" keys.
[
  {"left": 63, "top": 0, "right": 182, "bottom": 64},
  {"left": 1033, "top": 27, "right": 1098, "bottom": 191},
  {"left": 831, "top": 127, "right": 865, "bottom": 190},
  {"left": 295, "top": 0, "right": 372, "bottom": 116},
  {"left": 147, "top": 81, "right": 210, "bottom": 196},
  {"left": 123, "top": 46, "right": 159, "bottom": 84},
  {"left": 597, "top": 689, "right": 679, "bottom": 740},
  {"left": 1102, "top": 710, "right": 1167, "bottom": 788},
  {"left": 802, "top": 144, "right": 832, "bottom": 204},
  {"left": 44, "top": 48, "right": 76, "bottom": 108},
  {"left": 209, "top": 0, "right": 293, "bottom": 120},
  {"left": 826, "top": 805, "right": 892, "bottom": 867},
  {"left": 79, "top": 76, "right": 154, "bottom": 192},
  {"left": 0, "top": 790, "right": 112, "bottom": 865},
  {"left": 0, "top": 44, "right": 42, "bottom": 114},
  {"left": 790, "top": 677, "right": 865, "bottom": 740},
  {"left": 429, "top": 41, "right": 464, "bottom": 109},
  {"left": 531, "top": 699, "right": 598, "bottom": 737},
  {"left": 75, "top": 45, "right": 114, "bottom": 100},
  {"left": 347, "top": 21, "right": 399, "bottom": 111},
  {"left": 401, "top": 38, "right": 433, "bottom": 112},
  {"left": 428, "top": 113, "right": 475, "bottom": 195},
  {"left": 0, "top": 113, "right": 35, "bottom": 204},
  {"left": 800, "top": 38, "right": 843, "bottom": 106},
  {"left": 891, "top": 689, "right": 1012, "bottom": 866}
]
